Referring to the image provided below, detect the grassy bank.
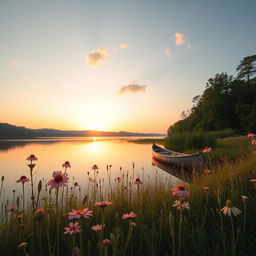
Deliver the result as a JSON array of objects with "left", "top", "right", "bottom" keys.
[{"left": 127, "top": 138, "right": 164, "bottom": 144}]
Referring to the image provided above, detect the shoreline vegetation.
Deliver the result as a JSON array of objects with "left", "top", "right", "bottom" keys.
[{"left": 1, "top": 135, "right": 256, "bottom": 255}]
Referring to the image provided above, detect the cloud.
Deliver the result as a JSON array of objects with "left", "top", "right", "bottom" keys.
[
  {"left": 10, "top": 60, "right": 18, "bottom": 67},
  {"left": 113, "top": 43, "right": 129, "bottom": 51},
  {"left": 86, "top": 46, "right": 108, "bottom": 66},
  {"left": 174, "top": 33, "right": 191, "bottom": 49},
  {"left": 175, "top": 33, "right": 185, "bottom": 46},
  {"left": 117, "top": 81, "right": 147, "bottom": 95},
  {"left": 119, "top": 43, "right": 129, "bottom": 49},
  {"left": 164, "top": 47, "right": 172, "bottom": 56}
]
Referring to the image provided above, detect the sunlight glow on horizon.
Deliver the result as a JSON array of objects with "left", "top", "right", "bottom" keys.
[{"left": 1, "top": 1, "right": 255, "bottom": 134}]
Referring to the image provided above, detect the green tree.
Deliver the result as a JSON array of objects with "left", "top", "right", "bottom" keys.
[{"left": 236, "top": 55, "right": 256, "bottom": 85}]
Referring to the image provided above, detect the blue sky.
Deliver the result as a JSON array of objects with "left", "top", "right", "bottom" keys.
[{"left": 0, "top": 0, "right": 255, "bottom": 133}]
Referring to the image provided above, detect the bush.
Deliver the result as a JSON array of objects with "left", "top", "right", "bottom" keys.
[{"left": 164, "top": 131, "right": 216, "bottom": 152}]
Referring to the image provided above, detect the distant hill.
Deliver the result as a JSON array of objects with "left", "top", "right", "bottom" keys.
[{"left": 0, "top": 123, "right": 165, "bottom": 139}]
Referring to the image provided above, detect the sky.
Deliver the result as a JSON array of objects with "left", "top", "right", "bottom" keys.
[{"left": 0, "top": 0, "right": 255, "bottom": 133}]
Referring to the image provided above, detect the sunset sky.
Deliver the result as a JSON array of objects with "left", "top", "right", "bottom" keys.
[{"left": 1, "top": 0, "right": 256, "bottom": 133}]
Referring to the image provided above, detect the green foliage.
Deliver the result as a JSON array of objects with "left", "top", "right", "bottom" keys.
[
  {"left": 164, "top": 131, "right": 216, "bottom": 152},
  {"left": 168, "top": 55, "right": 256, "bottom": 135}
]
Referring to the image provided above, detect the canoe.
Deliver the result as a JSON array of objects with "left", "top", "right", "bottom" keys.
[{"left": 152, "top": 143, "right": 203, "bottom": 168}]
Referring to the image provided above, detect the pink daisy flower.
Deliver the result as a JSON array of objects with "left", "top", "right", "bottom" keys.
[
  {"left": 26, "top": 154, "right": 38, "bottom": 162},
  {"left": 250, "top": 179, "right": 256, "bottom": 183},
  {"left": 134, "top": 177, "right": 142, "bottom": 185},
  {"left": 173, "top": 200, "right": 190, "bottom": 210},
  {"left": 94, "top": 201, "right": 112, "bottom": 208},
  {"left": 122, "top": 211, "right": 136, "bottom": 220},
  {"left": 16, "top": 175, "right": 30, "bottom": 184},
  {"left": 91, "top": 224, "right": 105, "bottom": 232},
  {"left": 102, "top": 239, "right": 111, "bottom": 245},
  {"left": 47, "top": 171, "right": 69, "bottom": 189},
  {"left": 64, "top": 222, "right": 82, "bottom": 235},
  {"left": 62, "top": 161, "right": 71, "bottom": 168},
  {"left": 247, "top": 133, "right": 256, "bottom": 138},
  {"left": 202, "top": 147, "right": 212, "bottom": 153},
  {"left": 129, "top": 221, "right": 136, "bottom": 227},
  {"left": 91, "top": 164, "right": 99, "bottom": 170},
  {"left": 171, "top": 185, "right": 189, "bottom": 197},
  {"left": 203, "top": 186, "right": 210, "bottom": 191},
  {"left": 68, "top": 208, "right": 93, "bottom": 220}
]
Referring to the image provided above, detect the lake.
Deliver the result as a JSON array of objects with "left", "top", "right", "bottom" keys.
[{"left": 0, "top": 137, "right": 185, "bottom": 197}]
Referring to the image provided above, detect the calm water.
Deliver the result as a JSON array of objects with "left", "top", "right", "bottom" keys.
[{"left": 0, "top": 137, "right": 185, "bottom": 196}]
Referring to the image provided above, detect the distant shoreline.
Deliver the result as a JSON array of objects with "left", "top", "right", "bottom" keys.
[{"left": 0, "top": 135, "right": 166, "bottom": 140}]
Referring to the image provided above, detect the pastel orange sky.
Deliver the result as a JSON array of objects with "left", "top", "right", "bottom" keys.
[{"left": 1, "top": 1, "right": 255, "bottom": 133}]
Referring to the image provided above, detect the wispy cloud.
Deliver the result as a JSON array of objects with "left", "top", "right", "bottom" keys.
[
  {"left": 175, "top": 33, "right": 185, "bottom": 46},
  {"left": 86, "top": 46, "right": 108, "bottom": 66},
  {"left": 10, "top": 60, "right": 19, "bottom": 67},
  {"left": 119, "top": 43, "right": 129, "bottom": 49},
  {"left": 113, "top": 43, "right": 130, "bottom": 51},
  {"left": 174, "top": 33, "right": 191, "bottom": 49},
  {"left": 164, "top": 47, "right": 172, "bottom": 56},
  {"left": 117, "top": 81, "right": 147, "bottom": 95}
]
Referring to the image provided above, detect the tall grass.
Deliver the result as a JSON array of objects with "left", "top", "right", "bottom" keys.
[
  {"left": 1, "top": 151, "right": 256, "bottom": 255},
  {"left": 165, "top": 131, "right": 216, "bottom": 152}
]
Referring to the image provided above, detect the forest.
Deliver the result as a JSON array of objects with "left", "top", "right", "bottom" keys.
[{"left": 168, "top": 55, "right": 256, "bottom": 135}]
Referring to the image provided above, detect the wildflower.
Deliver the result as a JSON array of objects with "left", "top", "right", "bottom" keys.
[
  {"left": 74, "top": 182, "right": 79, "bottom": 187},
  {"left": 91, "top": 224, "right": 105, "bottom": 232},
  {"left": 251, "top": 139, "right": 256, "bottom": 145},
  {"left": 9, "top": 206, "right": 15, "bottom": 212},
  {"left": 172, "top": 185, "right": 189, "bottom": 197},
  {"left": 68, "top": 208, "right": 93, "bottom": 220},
  {"left": 134, "top": 177, "right": 142, "bottom": 185},
  {"left": 173, "top": 200, "right": 190, "bottom": 210},
  {"left": 129, "top": 221, "right": 136, "bottom": 227},
  {"left": 94, "top": 201, "right": 112, "bottom": 208},
  {"left": 122, "top": 211, "right": 136, "bottom": 220},
  {"left": 203, "top": 169, "right": 211, "bottom": 174},
  {"left": 203, "top": 186, "right": 210, "bottom": 191},
  {"left": 241, "top": 195, "right": 248, "bottom": 202},
  {"left": 91, "top": 164, "right": 99, "bottom": 170},
  {"left": 250, "top": 179, "right": 256, "bottom": 183},
  {"left": 26, "top": 154, "right": 38, "bottom": 162},
  {"left": 16, "top": 214, "right": 23, "bottom": 222},
  {"left": 64, "top": 222, "right": 82, "bottom": 235},
  {"left": 221, "top": 200, "right": 241, "bottom": 217},
  {"left": 47, "top": 171, "right": 69, "bottom": 189},
  {"left": 18, "top": 242, "right": 28, "bottom": 250},
  {"left": 62, "top": 161, "right": 71, "bottom": 168},
  {"left": 35, "top": 209, "right": 45, "bottom": 221},
  {"left": 202, "top": 147, "right": 212, "bottom": 153},
  {"left": 102, "top": 239, "right": 111, "bottom": 245},
  {"left": 16, "top": 175, "right": 30, "bottom": 184},
  {"left": 247, "top": 133, "right": 255, "bottom": 138}
]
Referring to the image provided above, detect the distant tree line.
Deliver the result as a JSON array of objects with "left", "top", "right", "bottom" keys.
[{"left": 168, "top": 55, "right": 256, "bottom": 135}]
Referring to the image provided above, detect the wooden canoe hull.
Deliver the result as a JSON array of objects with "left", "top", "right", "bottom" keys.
[{"left": 152, "top": 144, "right": 203, "bottom": 167}]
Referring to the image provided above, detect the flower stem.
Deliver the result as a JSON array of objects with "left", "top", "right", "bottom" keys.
[{"left": 178, "top": 209, "right": 183, "bottom": 256}]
